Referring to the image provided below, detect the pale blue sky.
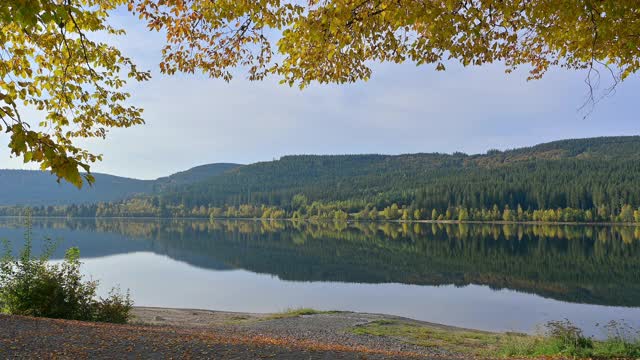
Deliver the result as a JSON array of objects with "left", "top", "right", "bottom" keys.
[{"left": 1, "top": 10, "right": 638, "bottom": 179}]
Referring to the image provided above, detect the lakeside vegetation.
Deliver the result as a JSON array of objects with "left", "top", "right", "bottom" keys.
[{"left": 4, "top": 200, "right": 640, "bottom": 225}]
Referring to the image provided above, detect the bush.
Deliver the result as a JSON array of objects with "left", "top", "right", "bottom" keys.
[
  {"left": 0, "top": 220, "right": 132, "bottom": 323},
  {"left": 93, "top": 288, "right": 133, "bottom": 324},
  {"left": 597, "top": 320, "right": 640, "bottom": 357},
  {"left": 544, "top": 319, "right": 594, "bottom": 355}
]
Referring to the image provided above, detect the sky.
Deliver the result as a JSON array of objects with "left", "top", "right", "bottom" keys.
[{"left": 1, "top": 10, "right": 638, "bottom": 180}]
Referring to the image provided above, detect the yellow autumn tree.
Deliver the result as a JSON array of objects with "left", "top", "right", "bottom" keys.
[
  {"left": 131, "top": 0, "right": 639, "bottom": 88},
  {"left": 1, "top": 0, "right": 150, "bottom": 186},
  {"left": 3, "top": 0, "right": 640, "bottom": 185}
]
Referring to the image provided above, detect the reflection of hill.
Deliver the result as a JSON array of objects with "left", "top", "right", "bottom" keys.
[
  {"left": 2, "top": 218, "right": 639, "bottom": 307},
  {"left": 0, "top": 218, "right": 231, "bottom": 271}
]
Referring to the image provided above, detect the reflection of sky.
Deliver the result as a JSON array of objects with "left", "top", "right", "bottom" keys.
[
  {"left": 77, "top": 252, "right": 640, "bottom": 337},
  {"left": 0, "top": 9, "right": 638, "bottom": 179}
]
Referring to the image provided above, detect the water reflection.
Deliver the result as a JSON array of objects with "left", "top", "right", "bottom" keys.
[{"left": 1, "top": 218, "right": 639, "bottom": 334}]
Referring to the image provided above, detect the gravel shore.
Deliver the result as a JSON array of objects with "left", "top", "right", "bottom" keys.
[
  {"left": 0, "top": 307, "right": 485, "bottom": 359},
  {"left": 133, "top": 307, "right": 470, "bottom": 356}
]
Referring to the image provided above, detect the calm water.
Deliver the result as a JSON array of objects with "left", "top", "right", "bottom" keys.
[{"left": 1, "top": 218, "right": 639, "bottom": 336}]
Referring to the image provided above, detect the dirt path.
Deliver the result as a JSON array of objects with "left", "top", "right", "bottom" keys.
[{"left": 0, "top": 308, "right": 477, "bottom": 359}]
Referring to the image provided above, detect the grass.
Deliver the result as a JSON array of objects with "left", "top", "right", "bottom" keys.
[
  {"left": 265, "top": 308, "right": 337, "bottom": 320},
  {"left": 498, "top": 320, "right": 640, "bottom": 358},
  {"left": 223, "top": 314, "right": 254, "bottom": 325},
  {"left": 224, "top": 309, "right": 326, "bottom": 325},
  {"left": 499, "top": 335, "right": 640, "bottom": 358},
  {"left": 350, "top": 319, "right": 509, "bottom": 355},
  {"left": 221, "top": 308, "right": 341, "bottom": 325},
  {"left": 350, "top": 319, "right": 640, "bottom": 358}
]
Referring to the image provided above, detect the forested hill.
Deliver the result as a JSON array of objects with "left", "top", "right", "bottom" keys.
[
  {"left": 0, "top": 163, "right": 241, "bottom": 206},
  {"left": 152, "top": 163, "right": 241, "bottom": 191},
  {"left": 156, "top": 136, "right": 640, "bottom": 213},
  {"left": 5, "top": 136, "right": 640, "bottom": 221},
  {"left": 0, "top": 171, "right": 152, "bottom": 206}
]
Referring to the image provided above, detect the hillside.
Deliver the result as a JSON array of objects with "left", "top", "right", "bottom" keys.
[
  {"left": 4, "top": 136, "right": 640, "bottom": 221},
  {"left": 0, "top": 163, "right": 242, "bottom": 206},
  {"left": 0, "top": 171, "right": 153, "bottom": 206},
  {"left": 156, "top": 136, "right": 640, "bottom": 213},
  {"left": 153, "top": 163, "right": 241, "bottom": 191}
]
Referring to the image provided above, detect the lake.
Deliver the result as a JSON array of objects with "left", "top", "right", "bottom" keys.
[{"left": 1, "top": 217, "right": 639, "bottom": 336}]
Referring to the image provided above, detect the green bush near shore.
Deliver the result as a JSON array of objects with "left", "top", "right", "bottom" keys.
[{"left": 0, "top": 218, "right": 132, "bottom": 324}]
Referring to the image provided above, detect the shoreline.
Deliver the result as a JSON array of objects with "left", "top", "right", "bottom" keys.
[
  {"left": 1, "top": 215, "right": 638, "bottom": 227},
  {"left": 1, "top": 306, "right": 501, "bottom": 359},
  {"left": 129, "top": 306, "right": 502, "bottom": 358},
  {"left": 2, "top": 304, "right": 637, "bottom": 359},
  {"left": 130, "top": 306, "right": 485, "bottom": 334}
]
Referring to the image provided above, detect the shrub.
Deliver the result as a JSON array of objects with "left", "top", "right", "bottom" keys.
[
  {"left": 94, "top": 288, "right": 133, "bottom": 324},
  {"left": 0, "top": 219, "right": 132, "bottom": 323},
  {"left": 544, "top": 319, "right": 594, "bottom": 355},
  {"left": 597, "top": 320, "right": 640, "bottom": 357}
]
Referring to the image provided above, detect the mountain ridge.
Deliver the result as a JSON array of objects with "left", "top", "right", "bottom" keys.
[
  {"left": 153, "top": 135, "right": 640, "bottom": 214},
  {"left": 0, "top": 163, "right": 242, "bottom": 206},
  {"left": 2, "top": 136, "right": 639, "bottom": 213}
]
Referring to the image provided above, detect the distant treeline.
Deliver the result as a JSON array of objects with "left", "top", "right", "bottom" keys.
[{"left": 2, "top": 197, "right": 640, "bottom": 224}]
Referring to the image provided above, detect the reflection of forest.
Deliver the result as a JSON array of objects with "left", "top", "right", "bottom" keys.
[{"left": 2, "top": 218, "right": 639, "bottom": 307}]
